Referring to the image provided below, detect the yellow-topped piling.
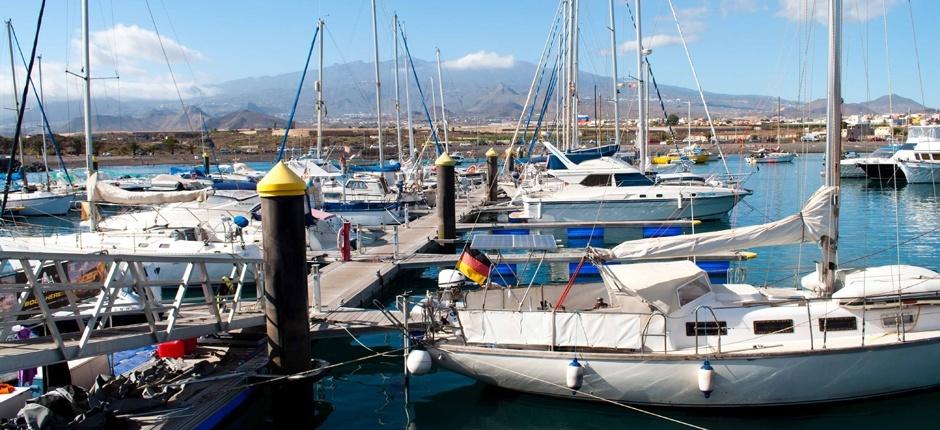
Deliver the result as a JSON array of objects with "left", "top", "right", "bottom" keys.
[
  {"left": 435, "top": 152, "right": 455, "bottom": 167},
  {"left": 485, "top": 147, "right": 498, "bottom": 158},
  {"left": 257, "top": 161, "right": 306, "bottom": 197},
  {"left": 485, "top": 148, "right": 499, "bottom": 204}
]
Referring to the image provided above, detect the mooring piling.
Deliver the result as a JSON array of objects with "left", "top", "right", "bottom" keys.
[
  {"left": 436, "top": 153, "right": 456, "bottom": 252},
  {"left": 485, "top": 147, "right": 498, "bottom": 204}
]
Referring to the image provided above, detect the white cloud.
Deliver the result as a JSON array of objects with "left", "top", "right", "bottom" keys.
[
  {"left": 778, "top": 0, "right": 902, "bottom": 23},
  {"left": 0, "top": 24, "right": 213, "bottom": 102},
  {"left": 443, "top": 51, "right": 515, "bottom": 70},
  {"left": 83, "top": 24, "right": 205, "bottom": 66},
  {"left": 619, "top": 34, "right": 691, "bottom": 53}
]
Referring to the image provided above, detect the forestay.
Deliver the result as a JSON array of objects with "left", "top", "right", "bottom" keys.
[
  {"left": 459, "top": 309, "right": 642, "bottom": 350},
  {"left": 595, "top": 186, "right": 836, "bottom": 260},
  {"left": 87, "top": 173, "right": 210, "bottom": 205}
]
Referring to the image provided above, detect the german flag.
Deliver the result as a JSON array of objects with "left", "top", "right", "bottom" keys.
[{"left": 456, "top": 249, "right": 492, "bottom": 285}]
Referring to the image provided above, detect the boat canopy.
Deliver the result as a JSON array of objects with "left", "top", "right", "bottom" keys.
[
  {"left": 600, "top": 260, "right": 711, "bottom": 315},
  {"left": 87, "top": 172, "right": 210, "bottom": 205},
  {"left": 286, "top": 160, "right": 341, "bottom": 178},
  {"left": 594, "top": 186, "right": 836, "bottom": 260},
  {"left": 831, "top": 265, "right": 940, "bottom": 298}
]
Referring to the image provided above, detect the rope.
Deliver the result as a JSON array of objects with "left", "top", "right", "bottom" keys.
[
  {"left": 448, "top": 349, "right": 706, "bottom": 429},
  {"left": 228, "top": 347, "right": 406, "bottom": 391}
]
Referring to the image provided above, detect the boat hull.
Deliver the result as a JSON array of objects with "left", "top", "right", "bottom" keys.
[
  {"left": 522, "top": 194, "right": 742, "bottom": 222},
  {"left": 898, "top": 161, "right": 940, "bottom": 184},
  {"left": 3, "top": 192, "right": 76, "bottom": 216},
  {"left": 746, "top": 153, "right": 795, "bottom": 163},
  {"left": 427, "top": 338, "right": 940, "bottom": 407},
  {"left": 857, "top": 161, "right": 905, "bottom": 181}
]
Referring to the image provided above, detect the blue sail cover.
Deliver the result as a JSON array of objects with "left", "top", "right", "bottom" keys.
[
  {"left": 341, "top": 160, "right": 402, "bottom": 173},
  {"left": 546, "top": 143, "right": 619, "bottom": 169}
]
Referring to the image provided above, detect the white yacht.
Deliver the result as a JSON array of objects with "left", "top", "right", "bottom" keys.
[
  {"left": 516, "top": 150, "right": 749, "bottom": 222},
  {"left": 897, "top": 125, "right": 940, "bottom": 183},
  {"left": 855, "top": 142, "right": 916, "bottom": 181}
]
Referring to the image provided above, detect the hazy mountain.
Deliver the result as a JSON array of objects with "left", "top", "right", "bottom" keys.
[{"left": 2, "top": 58, "right": 933, "bottom": 134}]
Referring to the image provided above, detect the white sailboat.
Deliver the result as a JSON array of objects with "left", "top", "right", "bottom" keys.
[
  {"left": 415, "top": 0, "right": 940, "bottom": 407},
  {"left": 2, "top": 21, "right": 76, "bottom": 217},
  {"left": 511, "top": 0, "right": 747, "bottom": 223}
]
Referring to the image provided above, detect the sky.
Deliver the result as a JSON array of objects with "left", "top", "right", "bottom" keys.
[{"left": 1, "top": 0, "right": 939, "bottom": 111}]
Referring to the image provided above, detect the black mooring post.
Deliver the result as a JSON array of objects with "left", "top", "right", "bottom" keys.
[
  {"left": 436, "top": 153, "right": 456, "bottom": 253},
  {"left": 258, "top": 161, "right": 314, "bottom": 426},
  {"left": 485, "top": 148, "right": 498, "bottom": 204}
]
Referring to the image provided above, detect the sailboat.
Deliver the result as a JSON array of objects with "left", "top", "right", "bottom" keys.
[
  {"left": 512, "top": 0, "right": 748, "bottom": 223},
  {"left": 414, "top": 0, "right": 940, "bottom": 407},
  {"left": 2, "top": 20, "right": 76, "bottom": 217}
]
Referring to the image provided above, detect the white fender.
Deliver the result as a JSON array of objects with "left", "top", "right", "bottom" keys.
[
  {"left": 566, "top": 358, "right": 584, "bottom": 390},
  {"left": 698, "top": 360, "right": 714, "bottom": 398},
  {"left": 406, "top": 350, "right": 433, "bottom": 375}
]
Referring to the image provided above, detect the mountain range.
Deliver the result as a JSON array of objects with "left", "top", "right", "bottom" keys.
[{"left": 1, "top": 58, "right": 932, "bottom": 134}]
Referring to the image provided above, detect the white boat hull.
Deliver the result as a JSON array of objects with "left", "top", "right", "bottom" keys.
[
  {"left": 746, "top": 153, "right": 795, "bottom": 163},
  {"left": 3, "top": 192, "right": 76, "bottom": 216},
  {"left": 522, "top": 194, "right": 743, "bottom": 222},
  {"left": 428, "top": 339, "right": 940, "bottom": 406},
  {"left": 898, "top": 161, "right": 940, "bottom": 184}
]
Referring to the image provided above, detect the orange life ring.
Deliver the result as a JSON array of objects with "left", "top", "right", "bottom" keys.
[{"left": 0, "top": 383, "right": 15, "bottom": 394}]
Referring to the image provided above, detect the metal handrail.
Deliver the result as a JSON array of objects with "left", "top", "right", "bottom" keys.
[
  {"left": 693, "top": 305, "right": 723, "bottom": 356},
  {"left": 640, "top": 310, "right": 668, "bottom": 354}
]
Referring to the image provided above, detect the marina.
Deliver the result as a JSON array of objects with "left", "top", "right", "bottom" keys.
[{"left": 2, "top": 0, "right": 940, "bottom": 428}]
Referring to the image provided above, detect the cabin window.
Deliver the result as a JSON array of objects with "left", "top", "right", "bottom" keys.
[
  {"left": 933, "top": 153, "right": 940, "bottom": 161},
  {"left": 753, "top": 319, "right": 794, "bottom": 335},
  {"left": 346, "top": 181, "right": 367, "bottom": 190},
  {"left": 881, "top": 313, "right": 915, "bottom": 327},
  {"left": 579, "top": 175, "right": 612, "bottom": 187},
  {"left": 818, "top": 317, "right": 857, "bottom": 331},
  {"left": 655, "top": 194, "right": 663, "bottom": 198},
  {"left": 613, "top": 173, "right": 654, "bottom": 186},
  {"left": 685, "top": 321, "right": 728, "bottom": 336},
  {"left": 916, "top": 153, "right": 923, "bottom": 160},
  {"left": 677, "top": 278, "right": 711, "bottom": 306},
  {"left": 639, "top": 194, "right": 647, "bottom": 198}
]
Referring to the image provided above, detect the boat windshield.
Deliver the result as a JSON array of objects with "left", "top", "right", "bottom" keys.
[
  {"left": 870, "top": 145, "right": 900, "bottom": 158},
  {"left": 908, "top": 126, "right": 940, "bottom": 140}
]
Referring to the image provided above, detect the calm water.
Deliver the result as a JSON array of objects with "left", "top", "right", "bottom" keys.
[
  {"left": 16, "top": 155, "right": 940, "bottom": 428},
  {"left": 220, "top": 153, "right": 940, "bottom": 429}
]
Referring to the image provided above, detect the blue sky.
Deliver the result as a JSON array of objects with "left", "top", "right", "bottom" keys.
[{"left": 2, "top": 0, "right": 939, "bottom": 108}]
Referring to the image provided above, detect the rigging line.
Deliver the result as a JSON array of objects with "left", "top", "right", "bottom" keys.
[
  {"left": 109, "top": 0, "right": 122, "bottom": 133},
  {"left": 445, "top": 349, "right": 707, "bottom": 430},
  {"left": 397, "top": 23, "right": 443, "bottom": 156},
  {"left": 326, "top": 30, "right": 371, "bottom": 105},
  {"left": 904, "top": 0, "right": 927, "bottom": 117},
  {"left": 517, "top": 2, "right": 564, "bottom": 151},
  {"left": 143, "top": 0, "right": 198, "bottom": 144},
  {"left": 665, "top": 0, "right": 730, "bottom": 177},
  {"left": 158, "top": 0, "right": 210, "bottom": 143},
  {"left": 274, "top": 25, "right": 319, "bottom": 163},
  {"left": 1, "top": 1, "right": 47, "bottom": 218},
  {"left": 9, "top": 26, "right": 73, "bottom": 186},
  {"left": 881, "top": 0, "right": 894, "bottom": 121},
  {"left": 228, "top": 347, "right": 407, "bottom": 391}
]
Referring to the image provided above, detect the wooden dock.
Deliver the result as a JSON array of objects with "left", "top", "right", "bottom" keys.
[{"left": 312, "top": 195, "right": 481, "bottom": 310}]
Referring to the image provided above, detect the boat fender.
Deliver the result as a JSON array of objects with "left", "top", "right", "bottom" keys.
[
  {"left": 698, "top": 360, "right": 714, "bottom": 398},
  {"left": 566, "top": 358, "right": 584, "bottom": 390},
  {"left": 406, "top": 350, "right": 433, "bottom": 375},
  {"left": 232, "top": 215, "right": 249, "bottom": 229}
]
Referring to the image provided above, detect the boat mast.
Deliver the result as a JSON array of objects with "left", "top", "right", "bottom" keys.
[
  {"left": 393, "top": 14, "right": 403, "bottom": 161},
  {"left": 400, "top": 22, "right": 415, "bottom": 161},
  {"left": 316, "top": 19, "right": 325, "bottom": 159},
  {"left": 608, "top": 0, "right": 620, "bottom": 148},
  {"left": 821, "top": 0, "right": 842, "bottom": 296},
  {"left": 777, "top": 96, "right": 781, "bottom": 145},
  {"left": 38, "top": 55, "right": 50, "bottom": 188},
  {"left": 635, "top": 0, "right": 647, "bottom": 172},
  {"left": 561, "top": 0, "right": 570, "bottom": 150},
  {"left": 569, "top": 0, "right": 580, "bottom": 150},
  {"left": 81, "top": 0, "right": 97, "bottom": 230},
  {"left": 435, "top": 48, "right": 449, "bottom": 154},
  {"left": 6, "top": 20, "right": 28, "bottom": 192},
  {"left": 687, "top": 100, "right": 691, "bottom": 144},
  {"left": 370, "top": 0, "right": 384, "bottom": 167}
]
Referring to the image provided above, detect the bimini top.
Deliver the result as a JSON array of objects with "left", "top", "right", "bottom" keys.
[{"left": 600, "top": 260, "right": 711, "bottom": 315}]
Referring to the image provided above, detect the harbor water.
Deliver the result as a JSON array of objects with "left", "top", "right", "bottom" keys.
[{"left": 16, "top": 153, "right": 940, "bottom": 428}]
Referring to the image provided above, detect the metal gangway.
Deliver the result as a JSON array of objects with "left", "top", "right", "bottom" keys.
[{"left": 0, "top": 250, "right": 265, "bottom": 374}]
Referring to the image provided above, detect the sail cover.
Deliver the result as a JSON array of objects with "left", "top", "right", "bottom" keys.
[
  {"left": 595, "top": 186, "right": 836, "bottom": 260},
  {"left": 87, "top": 173, "right": 210, "bottom": 205}
]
